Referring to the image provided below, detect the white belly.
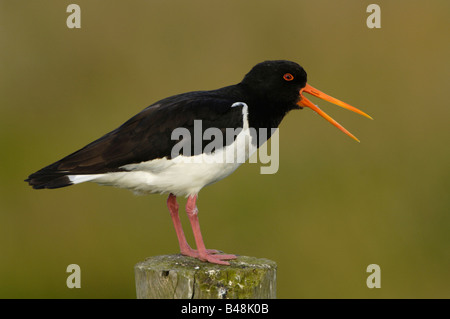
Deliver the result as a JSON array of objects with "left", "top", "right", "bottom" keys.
[
  {"left": 95, "top": 160, "right": 239, "bottom": 196},
  {"left": 89, "top": 130, "right": 254, "bottom": 196}
]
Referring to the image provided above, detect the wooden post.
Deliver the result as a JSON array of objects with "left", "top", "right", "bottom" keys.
[{"left": 134, "top": 254, "right": 277, "bottom": 299}]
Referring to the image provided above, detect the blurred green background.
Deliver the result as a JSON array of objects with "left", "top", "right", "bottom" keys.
[{"left": 0, "top": 0, "right": 449, "bottom": 298}]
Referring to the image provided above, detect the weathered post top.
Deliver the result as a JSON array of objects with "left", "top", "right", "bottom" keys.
[{"left": 135, "top": 254, "right": 277, "bottom": 299}]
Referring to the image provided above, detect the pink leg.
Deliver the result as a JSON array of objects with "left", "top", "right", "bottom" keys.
[
  {"left": 167, "top": 194, "right": 195, "bottom": 256},
  {"left": 185, "top": 195, "right": 237, "bottom": 265},
  {"left": 167, "top": 194, "right": 220, "bottom": 258}
]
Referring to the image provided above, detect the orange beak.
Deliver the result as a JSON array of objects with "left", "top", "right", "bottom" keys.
[{"left": 298, "top": 83, "right": 372, "bottom": 142}]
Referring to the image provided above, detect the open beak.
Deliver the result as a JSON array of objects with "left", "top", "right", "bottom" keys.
[{"left": 298, "top": 83, "right": 372, "bottom": 142}]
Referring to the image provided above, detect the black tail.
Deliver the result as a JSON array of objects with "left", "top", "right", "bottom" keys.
[
  {"left": 25, "top": 115, "right": 137, "bottom": 190},
  {"left": 25, "top": 164, "right": 73, "bottom": 190}
]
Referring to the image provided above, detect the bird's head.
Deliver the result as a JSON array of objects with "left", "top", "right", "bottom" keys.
[{"left": 241, "top": 60, "right": 372, "bottom": 142}]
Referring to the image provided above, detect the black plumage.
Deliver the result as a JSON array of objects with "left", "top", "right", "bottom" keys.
[{"left": 26, "top": 60, "right": 307, "bottom": 190}]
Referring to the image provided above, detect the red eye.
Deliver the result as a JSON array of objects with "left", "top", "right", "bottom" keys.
[{"left": 283, "top": 73, "right": 294, "bottom": 81}]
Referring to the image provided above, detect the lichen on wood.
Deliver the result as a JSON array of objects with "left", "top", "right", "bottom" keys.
[{"left": 134, "top": 254, "right": 277, "bottom": 299}]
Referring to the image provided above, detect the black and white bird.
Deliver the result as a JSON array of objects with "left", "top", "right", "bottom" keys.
[{"left": 26, "top": 60, "right": 371, "bottom": 265}]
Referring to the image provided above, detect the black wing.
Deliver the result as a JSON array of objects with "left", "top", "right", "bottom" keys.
[{"left": 25, "top": 90, "right": 245, "bottom": 189}]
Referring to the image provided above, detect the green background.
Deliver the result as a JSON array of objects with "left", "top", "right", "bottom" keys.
[{"left": 1, "top": 0, "right": 448, "bottom": 298}]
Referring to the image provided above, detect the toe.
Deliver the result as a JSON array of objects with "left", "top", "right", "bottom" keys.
[
  {"left": 205, "top": 255, "right": 231, "bottom": 265},
  {"left": 215, "top": 254, "right": 237, "bottom": 260}
]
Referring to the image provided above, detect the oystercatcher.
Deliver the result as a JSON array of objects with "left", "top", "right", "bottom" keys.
[{"left": 25, "top": 60, "right": 371, "bottom": 265}]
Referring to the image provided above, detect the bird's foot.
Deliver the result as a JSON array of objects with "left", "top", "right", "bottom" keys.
[
  {"left": 201, "top": 252, "right": 237, "bottom": 266},
  {"left": 180, "top": 247, "right": 237, "bottom": 265},
  {"left": 180, "top": 246, "right": 220, "bottom": 256}
]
